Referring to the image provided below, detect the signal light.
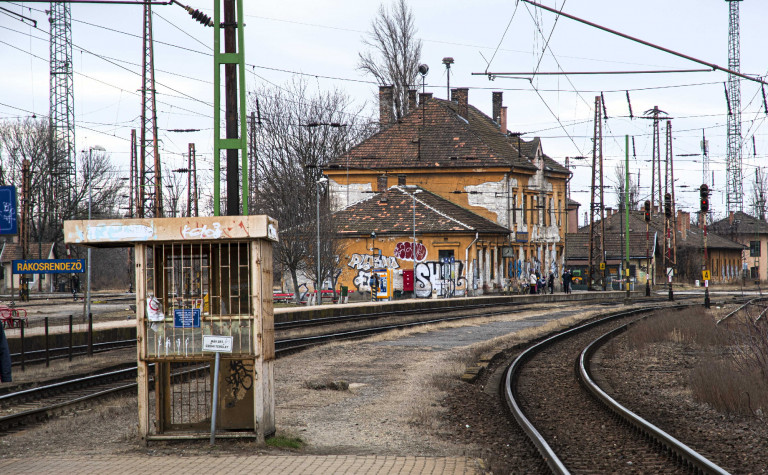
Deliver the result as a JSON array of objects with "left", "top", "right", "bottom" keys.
[
  {"left": 644, "top": 200, "right": 651, "bottom": 222},
  {"left": 664, "top": 193, "right": 672, "bottom": 218},
  {"left": 700, "top": 184, "right": 709, "bottom": 212}
]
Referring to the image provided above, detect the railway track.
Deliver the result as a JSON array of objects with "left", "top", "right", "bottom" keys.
[
  {"left": 0, "top": 294, "right": 723, "bottom": 437},
  {"left": 505, "top": 305, "right": 729, "bottom": 474}
]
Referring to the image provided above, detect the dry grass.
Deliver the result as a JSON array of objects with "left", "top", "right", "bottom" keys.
[{"left": 621, "top": 306, "right": 768, "bottom": 417}]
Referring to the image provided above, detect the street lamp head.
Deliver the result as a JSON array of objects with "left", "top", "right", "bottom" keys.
[
  {"left": 89, "top": 145, "right": 106, "bottom": 152},
  {"left": 317, "top": 176, "right": 329, "bottom": 184},
  {"left": 371, "top": 231, "right": 376, "bottom": 240}
]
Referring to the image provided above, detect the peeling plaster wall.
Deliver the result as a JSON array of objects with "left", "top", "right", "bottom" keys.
[
  {"left": 329, "top": 180, "right": 373, "bottom": 212},
  {"left": 465, "top": 176, "right": 518, "bottom": 228}
]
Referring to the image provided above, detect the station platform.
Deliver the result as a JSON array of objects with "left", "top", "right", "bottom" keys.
[{"left": 0, "top": 454, "right": 479, "bottom": 474}]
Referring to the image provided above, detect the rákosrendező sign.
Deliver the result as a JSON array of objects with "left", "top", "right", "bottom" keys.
[{"left": 12, "top": 259, "right": 86, "bottom": 274}]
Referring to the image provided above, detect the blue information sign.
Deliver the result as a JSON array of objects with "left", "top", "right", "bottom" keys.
[
  {"left": 0, "top": 186, "right": 18, "bottom": 235},
  {"left": 174, "top": 308, "right": 201, "bottom": 328},
  {"left": 12, "top": 259, "right": 85, "bottom": 274}
]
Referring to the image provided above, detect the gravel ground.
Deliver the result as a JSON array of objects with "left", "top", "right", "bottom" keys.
[{"left": 2, "top": 300, "right": 764, "bottom": 474}]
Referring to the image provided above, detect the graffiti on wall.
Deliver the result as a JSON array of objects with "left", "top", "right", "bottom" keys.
[
  {"left": 393, "top": 241, "right": 427, "bottom": 262},
  {"left": 414, "top": 260, "right": 466, "bottom": 298},
  {"left": 348, "top": 253, "right": 399, "bottom": 291},
  {"left": 346, "top": 247, "right": 467, "bottom": 298}
]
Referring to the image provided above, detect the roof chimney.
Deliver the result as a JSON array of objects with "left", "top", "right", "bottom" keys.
[
  {"left": 407, "top": 89, "right": 417, "bottom": 114},
  {"left": 453, "top": 87, "right": 468, "bottom": 119},
  {"left": 377, "top": 174, "right": 388, "bottom": 192},
  {"left": 418, "top": 92, "right": 432, "bottom": 105},
  {"left": 379, "top": 85, "right": 394, "bottom": 127},
  {"left": 729, "top": 211, "right": 734, "bottom": 225},
  {"left": 397, "top": 174, "right": 407, "bottom": 186},
  {"left": 500, "top": 106, "right": 508, "bottom": 135},
  {"left": 492, "top": 91, "right": 503, "bottom": 124}
]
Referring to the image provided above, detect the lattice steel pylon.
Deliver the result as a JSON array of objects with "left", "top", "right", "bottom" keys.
[
  {"left": 49, "top": 2, "right": 76, "bottom": 223},
  {"left": 139, "top": 4, "right": 163, "bottom": 218},
  {"left": 726, "top": 0, "right": 744, "bottom": 213},
  {"left": 587, "top": 95, "right": 606, "bottom": 291}
]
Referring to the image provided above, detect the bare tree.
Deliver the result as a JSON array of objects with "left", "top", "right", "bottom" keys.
[
  {"left": 748, "top": 168, "right": 767, "bottom": 220},
  {"left": 249, "top": 79, "right": 372, "bottom": 302},
  {"left": 162, "top": 166, "right": 186, "bottom": 217},
  {"left": 358, "top": 0, "right": 422, "bottom": 120},
  {"left": 611, "top": 162, "right": 640, "bottom": 211}
]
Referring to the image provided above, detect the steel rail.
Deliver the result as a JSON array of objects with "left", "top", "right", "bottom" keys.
[
  {"left": 503, "top": 307, "right": 660, "bottom": 475},
  {"left": 579, "top": 320, "right": 730, "bottom": 474},
  {"left": 716, "top": 297, "right": 768, "bottom": 325}
]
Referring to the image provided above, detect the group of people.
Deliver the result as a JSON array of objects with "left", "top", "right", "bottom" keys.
[{"left": 526, "top": 269, "right": 575, "bottom": 295}]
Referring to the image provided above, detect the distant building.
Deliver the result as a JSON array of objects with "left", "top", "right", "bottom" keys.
[
  {"left": 565, "top": 209, "right": 743, "bottom": 289},
  {"left": 0, "top": 242, "right": 55, "bottom": 292},
  {"left": 323, "top": 87, "right": 571, "bottom": 298},
  {"left": 710, "top": 211, "right": 768, "bottom": 282}
]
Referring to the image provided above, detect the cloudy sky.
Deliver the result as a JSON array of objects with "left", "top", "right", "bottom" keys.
[{"left": 2, "top": 0, "right": 767, "bottom": 220}]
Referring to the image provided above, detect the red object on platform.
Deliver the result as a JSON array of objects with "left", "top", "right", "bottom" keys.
[{"left": 403, "top": 270, "right": 414, "bottom": 291}]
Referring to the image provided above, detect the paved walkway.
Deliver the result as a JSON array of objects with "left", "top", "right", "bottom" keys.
[{"left": 0, "top": 455, "right": 479, "bottom": 474}]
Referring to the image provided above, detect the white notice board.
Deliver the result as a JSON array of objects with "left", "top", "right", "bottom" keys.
[{"left": 202, "top": 335, "right": 233, "bottom": 353}]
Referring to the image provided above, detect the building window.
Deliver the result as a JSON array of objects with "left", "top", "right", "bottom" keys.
[
  {"left": 523, "top": 195, "right": 527, "bottom": 224},
  {"left": 512, "top": 195, "right": 517, "bottom": 225},
  {"left": 750, "top": 241, "right": 761, "bottom": 257}
]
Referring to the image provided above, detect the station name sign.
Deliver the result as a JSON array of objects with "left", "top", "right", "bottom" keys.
[{"left": 12, "top": 259, "right": 85, "bottom": 274}]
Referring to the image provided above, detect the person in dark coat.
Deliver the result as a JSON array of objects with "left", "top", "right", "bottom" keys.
[
  {"left": 0, "top": 325, "right": 11, "bottom": 382},
  {"left": 547, "top": 272, "right": 555, "bottom": 294},
  {"left": 562, "top": 269, "right": 572, "bottom": 294}
]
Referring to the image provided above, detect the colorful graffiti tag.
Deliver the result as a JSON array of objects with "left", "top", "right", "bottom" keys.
[
  {"left": 393, "top": 241, "right": 427, "bottom": 262},
  {"left": 347, "top": 248, "right": 466, "bottom": 298}
]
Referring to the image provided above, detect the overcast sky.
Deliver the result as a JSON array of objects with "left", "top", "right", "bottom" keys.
[{"left": 2, "top": 0, "right": 767, "bottom": 220}]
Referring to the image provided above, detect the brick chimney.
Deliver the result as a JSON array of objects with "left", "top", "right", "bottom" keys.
[
  {"left": 492, "top": 91, "right": 503, "bottom": 124},
  {"left": 407, "top": 89, "right": 417, "bottom": 114},
  {"left": 453, "top": 87, "right": 468, "bottom": 119},
  {"left": 377, "top": 174, "right": 388, "bottom": 192},
  {"left": 500, "top": 106, "right": 508, "bottom": 135},
  {"left": 379, "top": 85, "right": 394, "bottom": 126},
  {"left": 397, "top": 174, "right": 407, "bottom": 186},
  {"left": 729, "top": 211, "right": 734, "bottom": 225},
  {"left": 418, "top": 92, "right": 432, "bottom": 105}
]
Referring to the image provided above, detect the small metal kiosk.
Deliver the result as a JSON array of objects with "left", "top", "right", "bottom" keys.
[{"left": 64, "top": 215, "right": 278, "bottom": 443}]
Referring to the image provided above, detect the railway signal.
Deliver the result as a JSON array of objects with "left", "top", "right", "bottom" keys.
[
  {"left": 644, "top": 200, "right": 651, "bottom": 222},
  {"left": 700, "top": 184, "right": 709, "bottom": 212},
  {"left": 664, "top": 193, "right": 672, "bottom": 218}
]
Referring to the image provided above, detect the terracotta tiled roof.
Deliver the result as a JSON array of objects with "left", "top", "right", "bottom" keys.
[
  {"left": 576, "top": 211, "right": 743, "bottom": 251},
  {"left": 565, "top": 232, "right": 656, "bottom": 260},
  {"left": 326, "top": 98, "right": 568, "bottom": 174},
  {"left": 0, "top": 242, "right": 55, "bottom": 263},
  {"left": 333, "top": 185, "right": 510, "bottom": 236},
  {"left": 710, "top": 211, "right": 768, "bottom": 236}
]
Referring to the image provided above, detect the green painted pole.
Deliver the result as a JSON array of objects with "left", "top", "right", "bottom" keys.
[{"left": 625, "top": 135, "right": 630, "bottom": 300}]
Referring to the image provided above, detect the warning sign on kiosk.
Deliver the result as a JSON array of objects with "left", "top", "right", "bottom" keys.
[{"left": 202, "top": 335, "right": 233, "bottom": 353}]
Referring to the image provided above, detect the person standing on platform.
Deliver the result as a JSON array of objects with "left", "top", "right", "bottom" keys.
[
  {"left": 562, "top": 269, "right": 571, "bottom": 294},
  {"left": 529, "top": 271, "right": 537, "bottom": 295},
  {"left": 547, "top": 272, "right": 554, "bottom": 294},
  {"left": 0, "top": 324, "right": 11, "bottom": 382}
]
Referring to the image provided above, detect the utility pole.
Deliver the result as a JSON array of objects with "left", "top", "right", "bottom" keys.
[
  {"left": 665, "top": 121, "right": 676, "bottom": 301},
  {"left": 249, "top": 111, "right": 258, "bottom": 213},
  {"left": 726, "top": 0, "right": 744, "bottom": 214},
  {"left": 20, "top": 160, "right": 31, "bottom": 302},
  {"left": 587, "top": 96, "right": 606, "bottom": 291},
  {"left": 191, "top": 143, "right": 198, "bottom": 217},
  {"left": 140, "top": 3, "right": 162, "bottom": 217},
  {"left": 642, "top": 106, "right": 667, "bottom": 213},
  {"left": 130, "top": 129, "right": 137, "bottom": 218},
  {"left": 49, "top": 1, "right": 76, "bottom": 227},
  {"left": 187, "top": 143, "right": 193, "bottom": 217},
  {"left": 214, "top": 0, "right": 248, "bottom": 216}
]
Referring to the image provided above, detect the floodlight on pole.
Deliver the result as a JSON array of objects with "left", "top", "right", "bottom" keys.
[{"left": 316, "top": 176, "right": 328, "bottom": 304}]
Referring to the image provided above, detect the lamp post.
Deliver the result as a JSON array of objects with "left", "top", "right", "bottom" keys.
[
  {"left": 411, "top": 187, "right": 422, "bottom": 280},
  {"left": 370, "top": 231, "right": 376, "bottom": 302},
  {"left": 316, "top": 176, "right": 328, "bottom": 304},
  {"left": 85, "top": 145, "right": 105, "bottom": 321}
]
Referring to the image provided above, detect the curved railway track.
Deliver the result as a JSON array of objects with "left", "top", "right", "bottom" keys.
[
  {"left": 505, "top": 306, "right": 729, "bottom": 474},
  {"left": 0, "top": 294, "right": 727, "bottom": 439}
]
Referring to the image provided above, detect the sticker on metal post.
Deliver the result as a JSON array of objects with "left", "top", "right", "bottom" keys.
[
  {"left": 202, "top": 335, "right": 233, "bottom": 353},
  {"left": 599, "top": 262, "right": 605, "bottom": 270}
]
